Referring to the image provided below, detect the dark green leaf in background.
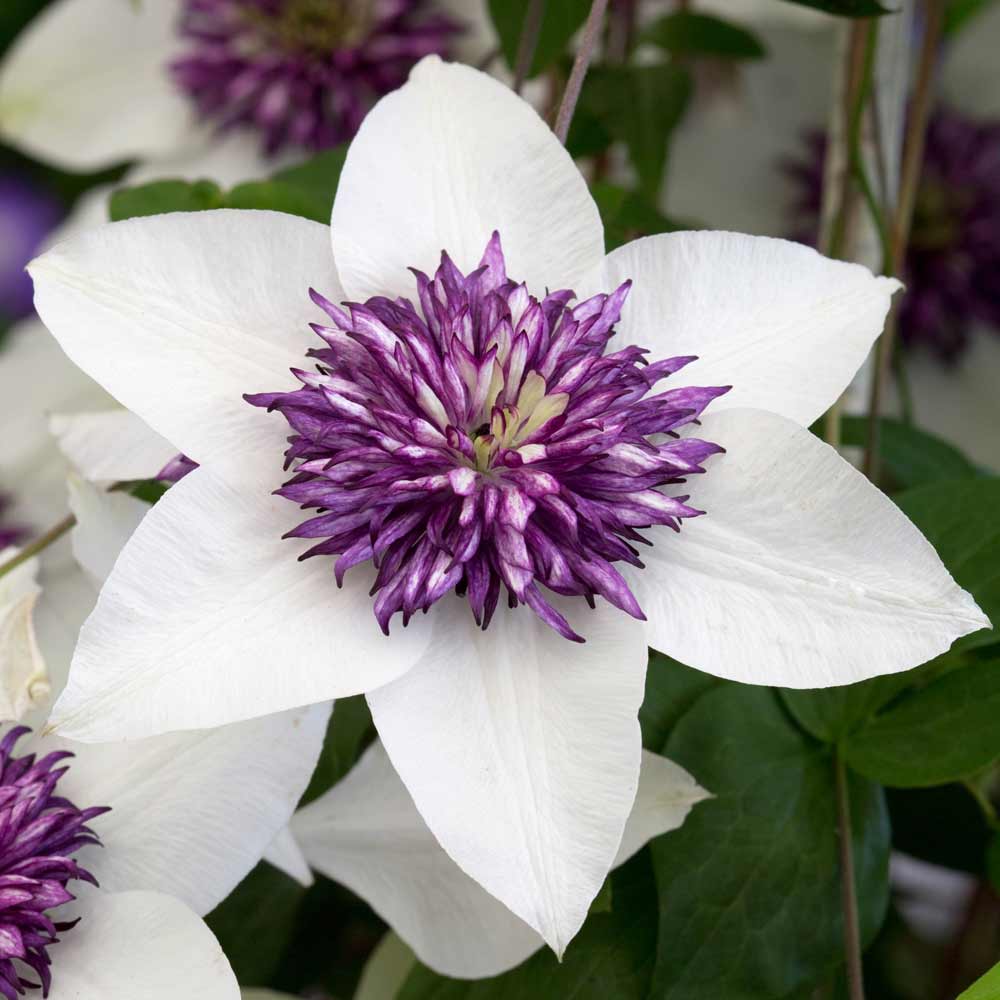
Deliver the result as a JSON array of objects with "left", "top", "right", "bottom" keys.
[
  {"left": 642, "top": 11, "right": 767, "bottom": 60},
  {"left": 896, "top": 480, "right": 1000, "bottom": 652},
  {"left": 843, "top": 660, "right": 1000, "bottom": 787},
  {"left": 838, "top": 415, "right": 982, "bottom": 491},
  {"left": 639, "top": 650, "right": 719, "bottom": 752},
  {"left": 398, "top": 852, "right": 659, "bottom": 1000},
  {"left": 577, "top": 63, "right": 692, "bottom": 202},
  {"left": 109, "top": 146, "right": 347, "bottom": 225},
  {"left": 778, "top": 0, "right": 890, "bottom": 17},
  {"left": 591, "top": 182, "right": 695, "bottom": 250},
  {"left": 109, "top": 179, "right": 225, "bottom": 221},
  {"left": 650, "top": 686, "right": 890, "bottom": 999},
  {"left": 487, "top": 0, "right": 591, "bottom": 79},
  {"left": 959, "top": 958, "right": 1000, "bottom": 1000},
  {"left": 299, "top": 694, "right": 375, "bottom": 807}
]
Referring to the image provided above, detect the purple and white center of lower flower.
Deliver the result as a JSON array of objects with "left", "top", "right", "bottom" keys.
[
  {"left": 0, "top": 727, "right": 108, "bottom": 999},
  {"left": 248, "top": 233, "right": 730, "bottom": 641},
  {"left": 171, "top": 0, "right": 458, "bottom": 153}
]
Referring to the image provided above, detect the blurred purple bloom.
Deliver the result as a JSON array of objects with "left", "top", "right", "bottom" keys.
[
  {"left": 784, "top": 109, "right": 1000, "bottom": 362},
  {"left": 248, "top": 233, "right": 727, "bottom": 642},
  {"left": 0, "top": 496, "right": 27, "bottom": 552},
  {"left": 171, "top": 0, "right": 459, "bottom": 154},
  {"left": 0, "top": 176, "right": 60, "bottom": 324}
]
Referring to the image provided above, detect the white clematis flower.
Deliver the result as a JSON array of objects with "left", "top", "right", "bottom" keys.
[
  {"left": 28, "top": 58, "right": 988, "bottom": 957},
  {"left": 293, "top": 740, "right": 708, "bottom": 978},
  {"left": 0, "top": 481, "right": 330, "bottom": 999}
]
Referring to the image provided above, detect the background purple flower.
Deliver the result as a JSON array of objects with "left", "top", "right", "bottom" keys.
[
  {"left": 171, "top": 0, "right": 460, "bottom": 154},
  {"left": 783, "top": 109, "right": 1000, "bottom": 362},
  {"left": 0, "top": 174, "right": 60, "bottom": 325}
]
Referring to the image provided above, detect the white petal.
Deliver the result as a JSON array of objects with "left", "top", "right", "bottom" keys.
[
  {"left": 48, "top": 889, "right": 238, "bottom": 1000},
  {"left": 294, "top": 740, "right": 540, "bottom": 979},
  {"left": 296, "top": 741, "right": 705, "bottom": 979},
  {"left": 53, "top": 410, "right": 179, "bottom": 484},
  {"left": 48, "top": 466, "right": 431, "bottom": 741},
  {"left": 636, "top": 407, "right": 990, "bottom": 688},
  {"left": 366, "top": 598, "right": 647, "bottom": 957},
  {"left": 29, "top": 210, "right": 340, "bottom": 491},
  {"left": 354, "top": 933, "right": 416, "bottom": 1000},
  {"left": 67, "top": 473, "right": 149, "bottom": 585},
  {"left": 331, "top": 56, "right": 603, "bottom": 302},
  {"left": 613, "top": 750, "right": 710, "bottom": 866},
  {"left": 0, "top": 552, "right": 49, "bottom": 722},
  {"left": 264, "top": 824, "right": 315, "bottom": 888},
  {"left": 0, "top": 0, "right": 196, "bottom": 172},
  {"left": 53, "top": 702, "right": 330, "bottom": 916},
  {"left": 600, "top": 232, "right": 900, "bottom": 426}
]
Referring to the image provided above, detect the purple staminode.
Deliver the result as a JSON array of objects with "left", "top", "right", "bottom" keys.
[
  {"left": 0, "top": 496, "right": 28, "bottom": 552},
  {"left": 171, "top": 0, "right": 459, "bottom": 154},
  {"left": 156, "top": 454, "right": 199, "bottom": 484},
  {"left": 0, "top": 727, "right": 108, "bottom": 999},
  {"left": 784, "top": 109, "right": 1000, "bottom": 362},
  {"left": 248, "top": 234, "right": 728, "bottom": 641}
]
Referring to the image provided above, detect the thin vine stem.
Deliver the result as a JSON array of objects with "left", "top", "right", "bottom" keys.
[
  {"left": 552, "top": 0, "right": 609, "bottom": 144},
  {"left": 0, "top": 514, "right": 76, "bottom": 582},
  {"left": 513, "top": 0, "right": 546, "bottom": 94},
  {"left": 864, "top": 0, "right": 945, "bottom": 481},
  {"left": 835, "top": 752, "right": 866, "bottom": 1000}
]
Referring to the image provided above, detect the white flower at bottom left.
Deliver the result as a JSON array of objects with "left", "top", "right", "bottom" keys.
[{"left": 0, "top": 479, "right": 331, "bottom": 999}]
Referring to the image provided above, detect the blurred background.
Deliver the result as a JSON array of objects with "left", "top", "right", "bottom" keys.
[{"left": 1, "top": 1, "right": 998, "bottom": 998}]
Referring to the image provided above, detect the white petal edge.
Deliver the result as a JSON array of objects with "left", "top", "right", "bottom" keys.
[
  {"left": 295, "top": 741, "right": 706, "bottom": 979},
  {"left": 29, "top": 210, "right": 340, "bottom": 492},
  {"left": 48, "top": 466, "right": 432, "bottom": 741},
  {"left": 53, "top": 410, "right": 179, "bottom": 485},
  {"left": 48, "top": 889, "right": 238, "bottom": 1000},
  {"left": 0, "top": 552, "right": 49, "bottom": 722},
  {"left": 354, "top": 933, "right": 417, "bottom": 1000},
  {"left": 67, "top": 473, "right": 149, "bottom": 585},
  {"left": 51, "top": 702, "right": 330, "bottom": 916},
  {"left": 264, "top": 824, "right": 315, "bottom": 888},
  {"left": 0, "top": 0, "right": 196, "bottom": 171},
  {"left": 599, "top": 231, "right": 900, "bottom": 427},
  {"left": 635, "top": 406, "right": 990, "bottom": 688},
  {"left": 366, "top": 598, "right": 647, "bottom": 959},
  {"left": 331, "top": 56, "right": 604, "bottom": 303}
]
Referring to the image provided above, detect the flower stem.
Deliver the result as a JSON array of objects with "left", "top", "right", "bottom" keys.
[
  {"left": 864, "top": 0, "right": 944, "bottom": 481},
  {"left": 0, "top": 514, "right": 76, "bottom": 582},
  {"left": 553, "top": 0, "right": 609, "bottom": 144},
  {"left": 514, "top": 0, "right": 546, "bottom": 94},
  {"left": 835, "top": 752, "right": 866, "bottom": 1000}
]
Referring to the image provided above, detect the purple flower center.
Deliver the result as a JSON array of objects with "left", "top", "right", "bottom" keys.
[
  {"left": 248, "top": 234, "right": 728, "bottom": 641},
  {"left": 171, "top": 0, "right": 459, "bottom": 153},
  {"left": 0, "top": 727, "right": 108, "bottom": 999}
]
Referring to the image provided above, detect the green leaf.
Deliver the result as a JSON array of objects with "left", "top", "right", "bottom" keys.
[
  {"left": 488, "top": 0, "right": 592, "bottom": 79},
  {"left": 356, "top": 933, "right": 417, "bottom": 1000},
  {"left": 838, "top": 416, "right": 980, "bottom": 491},
  {"left": 642, "top": 12, "right": 767, "bottom": 60},
  {"left": 397, "top": 852, "right": 659, "bottom": 999},
  {"left": 959, "top": 959, "right": 1000, "bottom": 1000},
  {"left": 639, "top": 650, "right": 718, "bottom": 751},
  {"left": 109, "top": 179, "right": 224, "bottom": 221},
  {"left": 843, "top": 659, "right": 1000, "bottom": 787},
  {"left": 580, "top": 63, "right": 693, "bottom": 201},
  {"left": 895, "top": 480, "right": 1000, "bottom": 651},
  {"left": 206, "top": 862, "right": 305, "bottom": 985},
  {"left": 299, "top": 694, "right": 374, "bottom": 807},
  {"left": 650, "top": 686, "right": 890, "bottom": 999},
  {"left": 780, "top": 679, "right": 902, "bottom": 744},
  {"left": 945, "top": 0, "right": 999, "bottom": 36},
  {"left": 986, "top": 832, "right": 1000, "bottom": 892},
  {"left": 108, "top": 146, "right": 347, "bottom": 225},
  {"left": 778, "top": 0, "right": 890, "bottom": 16},
  {"left": 591, "top": 183, "right": 695, "bottom": 251}
]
